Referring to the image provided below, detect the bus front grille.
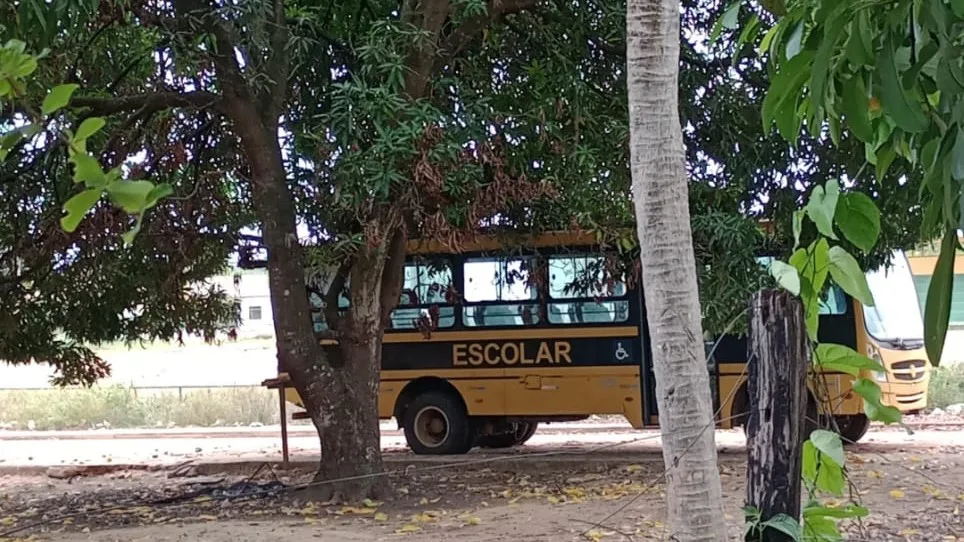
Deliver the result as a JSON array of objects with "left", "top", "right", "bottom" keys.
[{"left": 891, "top": 360, "right": 928, "bottom": 382}]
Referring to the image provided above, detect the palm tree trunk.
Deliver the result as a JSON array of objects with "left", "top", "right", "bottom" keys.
[{"left": 626, "top": 0, "right": 727, "bottom": 540}]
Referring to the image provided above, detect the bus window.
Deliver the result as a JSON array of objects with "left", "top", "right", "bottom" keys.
[
  {"left": 309, "top": 289, "right": 349, "bottom": 332},
  {"left": 547, "top": 255, "right": 629, "bottom": 324},
  {"left": 390, "top": 258, "right": 455, "bottom": 330},
  {"left": 463, "top": 257, "right": 539, "bottom": 327},
  {"left": 818, "top": 286, "right": 847, "bottom": 315},
  {"left": 862, "top": 251, "right": 924, "bottom": 343}
]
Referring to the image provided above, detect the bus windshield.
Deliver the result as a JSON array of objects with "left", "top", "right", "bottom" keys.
[{"left": 862, "top": 251, "right": 924, "bottom": 345}]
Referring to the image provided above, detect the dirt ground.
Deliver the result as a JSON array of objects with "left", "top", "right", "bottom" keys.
[{"left": 2, "top": 443, "right": 963, "bottom": 542}]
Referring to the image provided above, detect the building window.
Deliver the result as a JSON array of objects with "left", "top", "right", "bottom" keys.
[{"left": 248, "top": 305, "right": 263, "bottom": 321}]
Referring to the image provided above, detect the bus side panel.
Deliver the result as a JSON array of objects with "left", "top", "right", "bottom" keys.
[
  {"left": 381, "top": 370, "right": 508, "bottom": 416},
  {"left": 502, "top": 366, "right": 643, "bottom": 428},
  {"left": 717, "top": 368, "right": 747, "bottom": 429}
]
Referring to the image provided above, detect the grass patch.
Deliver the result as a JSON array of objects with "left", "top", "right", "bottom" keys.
[
  {"left": 928, "top": 364, "right": 964, "bottom": 410},
  {"left": 0, "top": 385, "right": 279, "bottom": 430}
]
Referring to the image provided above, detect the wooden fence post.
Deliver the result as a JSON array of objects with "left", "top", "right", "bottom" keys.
[{"left": 745, "top": 289, "right": 809, "bottom": 542}]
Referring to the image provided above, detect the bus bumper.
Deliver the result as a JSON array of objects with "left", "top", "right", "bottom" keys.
[{"left": 879, "top": 380, "right": 929, "bottom": 412}]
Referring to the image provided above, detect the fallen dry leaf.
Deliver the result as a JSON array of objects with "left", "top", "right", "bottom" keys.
[
  {"left": 395, "top": 524, "right": 421, "bottom": 534},
  {"left": 340, "top": 506, "right": 377, "bottom": 516},
  {"left": 889, "top": 489, "right": 905, "bottom": 499}
]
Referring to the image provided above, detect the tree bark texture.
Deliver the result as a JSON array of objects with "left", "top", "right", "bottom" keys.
[
  {"left": 231, "top": 109, "right": 388, "bottom": 500},
  {"left": 626, "top": 0, "right": 727, "bottom": 540},
  {"left": 745, "top": 289, "right": 808, "bottom": 541}
]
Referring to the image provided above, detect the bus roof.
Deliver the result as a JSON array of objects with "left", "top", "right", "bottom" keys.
[{"left": 407, "top": 230, "right": 606, "bottom": 255}]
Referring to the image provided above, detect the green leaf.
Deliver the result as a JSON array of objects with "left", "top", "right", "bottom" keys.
[
  {"left": 42, "top": 83, "right": 79, "bottom": 115},
  {"left": 761, "top": 514, "right": 802, "bottom": 541},
  {"left": 953, "top": 0, "right": 964, "bottom": 19},
  {"left": 0, "top": 127, "right": 25, "bottom": 160},
  {"left": 925, "top": 228, "right": 956, "bottom": 366},
  {"left": 952, "top": 127, "right": 964, "bottom": 181},
  {"left": 810, "top": 14, "right": 847, "bottom": 120},
  {"left": 60, "top": 188, "right": 102, "bottom": 232},
  {"left": 759, "top": 23, "right": 780, "bottom": 56},
  {"left": 762, "top": 51, "right": 814, "bottom": 134},
  {"left": 828, "top": 246, "right": 874, "bottom": 306},
  {"left": 810, "top": 238, "right": 830, "bottom": 295},
  {"left": 814, "top": 343, "right": 886, "bottom": 376},
  {"left": 4, "top": 39, "right": 27, "bottom": 54},
  {"left": 805, "top": 179, "right": 839, "bottom": 239},
  {"left": 936, "top": 53, "right": 964, "bottom": 95},
  {"left": 802, "top": 440, "right": 846, "bottom": 495},
  {"left": 122, "top": 215, "right": 143, "bottom": 247},
  {"left": 845, "top": 11, "right": 874, "bottom": 66},
  {"left": 734, "top": 15, "right": 761, "bottom": 65},
  {"left": 835, "top": 192, "right": 880, "bottom": 252},
  {"left": 853, "top": 377, "right": 902, "bottom": 424},
  {"left": 792, "top": 210, "right": 804, "bottom": 249},
  {"left": 769, "top": 260, "right": 801, "bottom": 295},
  {"left": 809, "top": 429, "right": 845, "bottom": 467},
  {"left": 804, "top": 503, "right": 869, "bottom": 520},
  {"left": 70, "top": 152, "right": 106, "bottom": 187},
  {"left": 785, "top": 19, "right": 804, "bottom": 59},
  {"left": 106, "top": 180, "right": 156, "bottom": 213},
  {"left": 14, "top": 56, "right": 37, "bottom": 77},
  {"left": 792, "top": 239, "right": 830, "bottom": 298},
  {"left": 842, "top": 74, "right": 873, "bottom": 143},
  {"left": 803, "top": 514, "right": 841, "bottom": 542},
  {"left": 876, "top": 39, "right": 929, "bottom": 133},
  {"left": 710, "top": 2, "right": 740, "bottom": 42},
  {"left": 145, "top": 183, "right": 174, "bottom": 208},
  {"left": 74, "top": 117, "right": 105, "bottom": 142},
  {"left": 875, "top": 145, "right": 896, "bottom": 182},
  {"left": 775, "top": 96, "right": 804, "bottom": 141}
]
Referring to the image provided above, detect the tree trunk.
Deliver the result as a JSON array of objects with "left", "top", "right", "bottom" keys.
[
  {"left": 310, "top": 243, "right": 391, "bottom": 500},
  {"left": 626, "top": 0, "right": 727, "bottom": 540},
  {"left": 232, "top": 111, "right": 387, "bottom": 501}
]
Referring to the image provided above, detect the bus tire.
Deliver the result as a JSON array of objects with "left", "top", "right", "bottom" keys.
[
  {"left": 834, "top": 414, "right": 871, "bottom": 445},
  {"left": 478, "top": 422, "right": 539, "bottom": 449},
  {"left": 515, "top": 421, "right": 538, "bottom": 445},
  {"left": 402, "top": 391, "right": 472, "bottom": 455}
]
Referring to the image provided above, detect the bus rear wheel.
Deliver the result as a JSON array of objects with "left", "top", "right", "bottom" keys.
[
  {"left": 402, "top": 391, "right": 472, "bottom": 455},
  {"left": 834, "top": 414, "right": 871, "bottom": 445},
  {"left": 477, "top": 422, "right": 539, "bottom": 449}
]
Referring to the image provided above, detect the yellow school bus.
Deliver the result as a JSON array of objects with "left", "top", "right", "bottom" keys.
[
  {"left": 283, "top": 232, "right": 925, "bottom": 454},
  {"left": 861, "top": 250, "right": 930, "bottom": 411}
]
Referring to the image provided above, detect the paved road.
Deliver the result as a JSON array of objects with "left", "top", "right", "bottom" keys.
[{"left": 1, "top": 423, "right": 961, "bottom": 469}]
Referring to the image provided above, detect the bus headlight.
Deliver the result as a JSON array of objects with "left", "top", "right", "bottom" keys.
[{"left": 867, "top": 346, "right": 887, "bottom": 382}]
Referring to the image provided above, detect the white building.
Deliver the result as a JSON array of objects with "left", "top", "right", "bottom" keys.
[{"left": 207, "top": 270, "right": 275, "bottom": 339}]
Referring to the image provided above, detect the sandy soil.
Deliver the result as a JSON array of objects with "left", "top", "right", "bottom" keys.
[{"left": 2, "top": 440, "right": 963, "bottom": 542}]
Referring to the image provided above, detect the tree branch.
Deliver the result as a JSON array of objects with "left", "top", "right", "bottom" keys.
[
  {"left": 72, "top": 91, "right": 223, "bottom": 116},
  {"left": 260, "top": 0, "right": 290, "bottom": 123},
  {"left": 433, "top": 0, "right": 541, "bottom": 73},
  {"left": 324, "top": 261, "right": 351, "bottom": 331},
  {"left": 379, "top": 229, "right": 408, "bottom": 323}
]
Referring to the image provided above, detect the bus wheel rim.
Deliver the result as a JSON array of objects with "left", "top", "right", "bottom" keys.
[{"left": 413, "top": 406, "right": 450, "bottom": 448}]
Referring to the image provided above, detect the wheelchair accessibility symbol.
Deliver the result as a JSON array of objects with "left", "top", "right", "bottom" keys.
[{"left": 614, "top": 341, "right": 630, "bottom": 362}]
